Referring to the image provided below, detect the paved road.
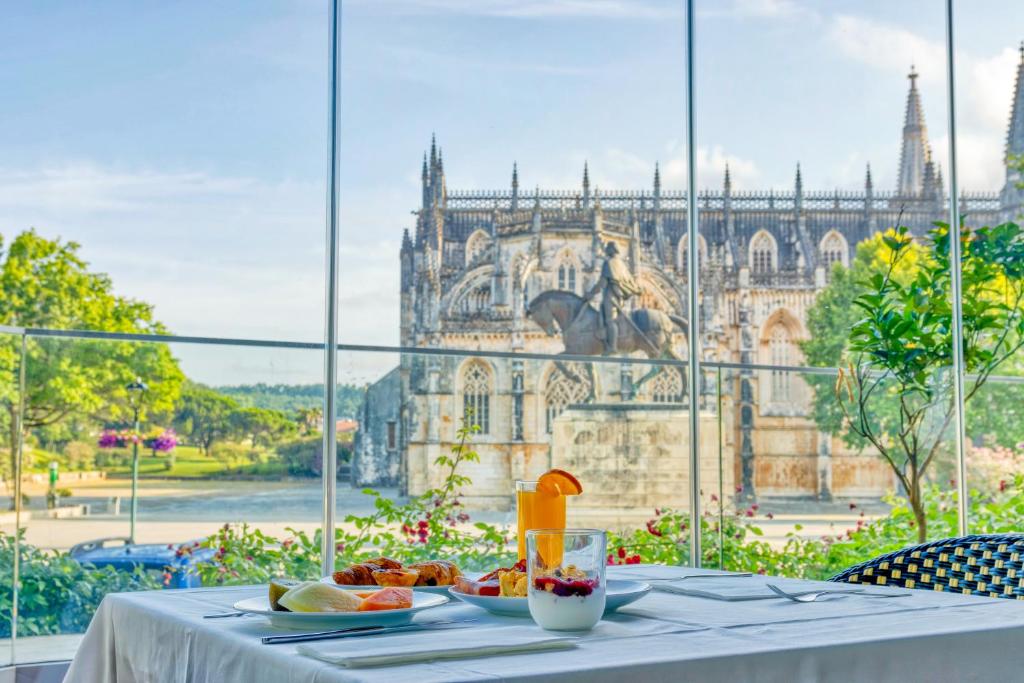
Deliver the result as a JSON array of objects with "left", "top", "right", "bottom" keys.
[{"left": 5, "top": 478, "right": 875, "bottom": 551}]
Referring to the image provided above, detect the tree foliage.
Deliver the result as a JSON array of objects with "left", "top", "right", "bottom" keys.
[
  {"left": 817, "top": 222, "right": 1024, "bottom": 542},
  {"left": 0, "top": 230, "right": 183, "bottom": 484},
  {"left": 172, "top": 383, "right": 240, "bottom": 454}
]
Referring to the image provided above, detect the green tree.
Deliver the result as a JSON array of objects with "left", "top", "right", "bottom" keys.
[
  {"left": 172, "top": 383, "right": 239, "bottom": 454},
  {"left": 0, "top": 230, "right": 183, "bottom": 488},
  {"left": 821, "top": 222, "right": 1024, "bottom": 542},
  {"left": 230, "top": 406, "right": 295, "bottom": 448}
]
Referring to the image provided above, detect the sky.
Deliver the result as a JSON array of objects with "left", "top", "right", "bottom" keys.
[{"left": 1, "top": 0, "right": 1022, "bottom": 385}]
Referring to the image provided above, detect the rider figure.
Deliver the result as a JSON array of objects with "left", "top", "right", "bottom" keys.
[{"left": 583, "top": 241, "right": 641, "bottom": 355}]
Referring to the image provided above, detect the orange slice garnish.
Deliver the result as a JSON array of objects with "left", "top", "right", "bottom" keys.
[{"left": 537, "top": 469, "right": 582, "bottom": 496}]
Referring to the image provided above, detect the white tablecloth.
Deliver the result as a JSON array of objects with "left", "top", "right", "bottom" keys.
[{"left": 64, "top": 565, "right": 1024, "bottom": 682}]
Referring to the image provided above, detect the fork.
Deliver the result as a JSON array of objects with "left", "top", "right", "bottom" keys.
[
  {"left": 203, "top": 611, "right": 249, "bottom": 619},
  {"left": 766, "top": 583, "right": 908, "bottom": 603}
]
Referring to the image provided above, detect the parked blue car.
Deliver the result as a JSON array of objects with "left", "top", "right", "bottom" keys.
[{"left": 70, "top": 537, "right": 216, "bottom": 588}]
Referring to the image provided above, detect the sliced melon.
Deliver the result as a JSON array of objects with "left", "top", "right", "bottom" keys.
[
  {"left": 269, "top": 578, "right": 301, "bottom": 611},
  {"left": 277, "top": 581, "right": 363, "bottom": 613}
]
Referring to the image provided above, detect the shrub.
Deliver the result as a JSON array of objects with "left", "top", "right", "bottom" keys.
[
  {"left": 209, "top": 442, "right": 262, "bottom": 469},
  {"left": 0, "top": 532, "right": 160, "bottom": 637},
  {"left": 274, "top": 436, "right": 351, "bottom": 478},
  {"left": 63, "top": 441, "right": 96, "bottom": 471}
]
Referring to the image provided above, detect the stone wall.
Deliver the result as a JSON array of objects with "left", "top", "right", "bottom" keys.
[
  {"left": 550, "top": 404, "right": 730, "bottom": 528},
  {"left": 352, "top": 367, "right": 402, "bottom": 487}
]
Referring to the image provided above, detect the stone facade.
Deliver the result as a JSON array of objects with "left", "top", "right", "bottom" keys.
[{"left": 354, "top": 58, "right": 1024, "bottom": 513}]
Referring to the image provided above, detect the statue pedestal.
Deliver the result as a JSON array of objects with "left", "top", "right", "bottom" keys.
[{"left": 550, "top": 403, "right": 731, "bottom": 528}]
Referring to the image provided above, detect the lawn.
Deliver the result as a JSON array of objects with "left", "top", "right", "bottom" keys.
[{"left": 101, "top": 446, "right": 291, "bottom": 479}]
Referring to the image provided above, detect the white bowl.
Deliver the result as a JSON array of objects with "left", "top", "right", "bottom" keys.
[{"left": 449, "top": 579, "right": 651, "bottom": 617}]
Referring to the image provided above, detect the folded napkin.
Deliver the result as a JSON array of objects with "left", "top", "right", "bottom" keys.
[
  {"left": 297, "top": 626, "right": 576, "bottom": 669},
  {"left": 652, "top": 582, "right": 779, "bottom": 601}
]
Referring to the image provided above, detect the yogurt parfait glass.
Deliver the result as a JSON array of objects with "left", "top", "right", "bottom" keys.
[{"left": 526, "top": 529, "right": 607, "bottom": 631}]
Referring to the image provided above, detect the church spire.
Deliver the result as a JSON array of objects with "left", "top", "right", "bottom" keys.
[
  {"left": 511, "top": 162, "right": 519, "bottom": 212},
  {"left": 723, "top": 163, "right": 732, "bottom": 195},
  {"left": 897, "top": 65, "right": 930, "bottom": 197},
  {"left": 1006, "top": 43, "right": 1024, "bottom": 166},
  {"left": 653, "top": 163, "right": 661, "bottom": 212},
  {"left": 794, "top": 163, "right": 803, "bottom": 212},
  {"left": 582, "top": 162, "right": 591, "bottom": 209}
]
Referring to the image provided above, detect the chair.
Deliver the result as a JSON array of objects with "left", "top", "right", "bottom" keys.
[{"left": 829, "top": 533, "right": 1024, "bottom": 600}]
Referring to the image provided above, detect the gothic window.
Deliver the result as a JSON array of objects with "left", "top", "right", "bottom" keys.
[
  {"left": 819, "top": 231, "right": 848, "bottom": 272},
  {"left": 555, "top": 252, "right": 579, "bottom": 293},
  {"left": 386, "top": 421, "right": 397, "bottom": 451},
  {"left": 648, "top": 368, "right": 684, "bottom": 403},
  {"left": 544, "top": 365, "right": 591, "bottom": 433},
  {"left": 465, "top": 229, "right": 490, "bottom": 265},
  {"left": 769, "top": 323, "right": 790, "bottom": 402},
  {"left": 462, "top": 361, "right": 491, "bottom": 434},
  {"left": 750, "top": 231, "right": 776, "bottom": 274}
]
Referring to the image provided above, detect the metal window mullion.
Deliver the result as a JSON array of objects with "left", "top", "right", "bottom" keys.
[
  {"left": 684, "top": 0, "right": 702, "bottom": 567},
  {"left": 944, "top": 0, "right": 969, "bottom": 536},
  {"left": 11, "top": 333, "right": 26, "bottom": 662},
  {"left": 321, "top": 0, "right": 342, "bottom": 578}
]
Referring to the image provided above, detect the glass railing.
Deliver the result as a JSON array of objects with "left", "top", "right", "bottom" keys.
[{"left": 9, "top": 323, "right": 1024, "bottom": 663}]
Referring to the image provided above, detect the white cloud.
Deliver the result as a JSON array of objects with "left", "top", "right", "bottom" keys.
[
  {"left": 0, "top": 162, "right": 328, "bottom": 372},
  {"left": 827, "top": 15, "right": 945, "bottom": 84}
]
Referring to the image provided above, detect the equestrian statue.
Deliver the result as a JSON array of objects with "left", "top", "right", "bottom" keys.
[{"left": 526, "top": 241, "right": 689, "bottom": 400}]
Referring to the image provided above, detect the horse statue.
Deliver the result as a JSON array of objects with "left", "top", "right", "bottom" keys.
[{"left": 526, "top": 290, "right": 688, "bottom": 398}]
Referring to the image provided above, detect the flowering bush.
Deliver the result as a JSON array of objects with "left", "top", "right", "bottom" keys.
[
  {"left": 185, "top": 420, "right": 513, "bottom": 586},
  {"left": 178, "top": 419, "right": 1024, "bottom": 587},
  {"left": 146, "top": 429, "right": 178, "bottom": 453},
  {"left": 97, "top": 429, "right": 140, "bottom": 449}
]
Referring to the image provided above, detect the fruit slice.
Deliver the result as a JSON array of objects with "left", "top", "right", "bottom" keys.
[
  {"left": 278, "top": 581, "right": 363, "bottom": 613},
  {"left": 537, "top": 469, "right": 583, "bottom": 497},
  {"left": 269, "top": 578, "right": 301, "bottom": 611},
  {"left": 357, "top": 586, "right": 414, "bottom": 611}
]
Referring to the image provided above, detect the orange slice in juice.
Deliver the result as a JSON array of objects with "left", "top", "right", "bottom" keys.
[{"left": 537, "top": 469, "right": 582, "bottom": 497}]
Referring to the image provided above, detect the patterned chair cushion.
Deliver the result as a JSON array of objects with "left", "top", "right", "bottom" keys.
[{"left": 829, "top": 533, "right": 1024, "bottom": 600}]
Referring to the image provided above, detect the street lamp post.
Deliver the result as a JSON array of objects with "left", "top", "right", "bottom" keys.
[{"left": 126, "top": 378, "right": 147, "bottom": 544}]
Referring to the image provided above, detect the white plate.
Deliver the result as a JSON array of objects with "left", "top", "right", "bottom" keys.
[
  {"left": 318, "top": 573, "right": 479, "bottom": 595},
  {"left": 449, "top": 579, "right": 651, "bottom": 617},
  {"left": 234, "top": 591, "right": 449, "bottom": 629}
]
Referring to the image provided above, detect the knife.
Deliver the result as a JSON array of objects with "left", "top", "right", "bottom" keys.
[{"left": 261, "top": 619, "right": 476, "bottom": 645}]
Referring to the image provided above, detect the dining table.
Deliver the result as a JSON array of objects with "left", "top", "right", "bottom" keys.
[{"left": 63, "top": 564, "right": 1024, "bottom": 682}]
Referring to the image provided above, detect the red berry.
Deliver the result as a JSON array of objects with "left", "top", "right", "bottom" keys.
[{"left": 617, "top": 547, "right": 626, "bottom": 559}]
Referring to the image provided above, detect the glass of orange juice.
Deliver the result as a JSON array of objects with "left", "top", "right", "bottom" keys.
[{"left": 516, "top": 480, "right": 566, "bottom": 562}]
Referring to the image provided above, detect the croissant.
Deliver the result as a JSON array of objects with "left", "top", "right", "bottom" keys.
[
  {"left": 332, "top": 562, "right": 380, "bottom": 586},
  {"left": 373, "top": 568, "right": 420, "bottom": 587},
  {"left": 364, "top": 556, "right": 402, "bottom": 570},
  {"left": 408, "top": 560, "right": 462, "bottom": 586}
]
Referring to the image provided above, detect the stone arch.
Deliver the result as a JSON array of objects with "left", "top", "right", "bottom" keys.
[
  {"left": 758, "top": 308, "right": 807, "bottom": 412},
  {"left": 443, "top": 266, "right": 493, "bottom": 316},
  {"left": 542, "top": 362, "right": 594, "bottom": 434},
  {"left": 677, "top": 233, "right": 708, "bottom": 272},
  {"left": 465, "top": 229, "right": 491, "bottom": 266},
  {"left": 749, "top": 230, "right": 778, "bottom": 273},
  {"left": 819, "top": 229, "right": 849, "bottom": 270}
]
